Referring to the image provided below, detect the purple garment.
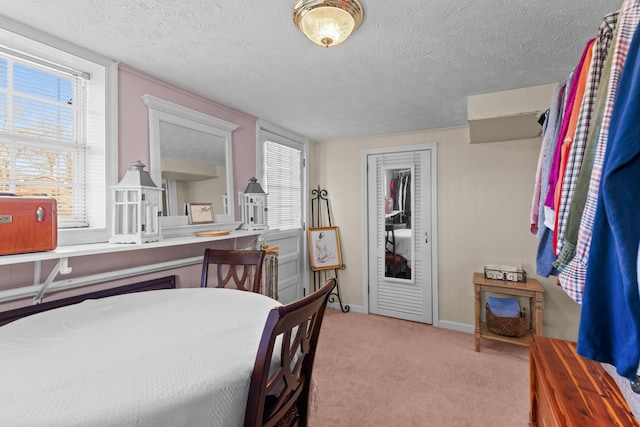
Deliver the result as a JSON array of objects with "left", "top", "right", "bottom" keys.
[
  {"left": 563, "top": 0, "right": 640, "bottom": 302},
  {"left": 544, "top": 40, "right": 594, "bottom": 209}
]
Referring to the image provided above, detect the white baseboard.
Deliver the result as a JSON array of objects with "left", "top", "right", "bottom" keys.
[
  {"left": 326, "top": 302, "right": 366, "bottom": 314},
  {"left": 325, "top": 303, "right": 475, "bottom": 335},
  {"left": 437, "top": 320, "right": 474, "bottom": 334}
]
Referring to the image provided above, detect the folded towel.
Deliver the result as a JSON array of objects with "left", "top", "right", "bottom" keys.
[{"left": 488, "top": 296, "right": 521, "bottom": 317}]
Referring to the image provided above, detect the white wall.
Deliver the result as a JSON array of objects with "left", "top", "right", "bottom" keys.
[{"left": 311, "top": 125, "right": 582, "bottom": 341}]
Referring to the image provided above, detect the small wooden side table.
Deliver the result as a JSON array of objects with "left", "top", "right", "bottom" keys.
[{"left": 473, "top": 272, "right": 545, "bottom": 351}]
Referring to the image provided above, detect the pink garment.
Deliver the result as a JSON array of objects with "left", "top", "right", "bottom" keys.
[
  {"left": 530, "top": 141, "right": 546, "bottom": 234},
  {"left": 544, "top": 40, "right": 594, "bottom": 209},
  {"left": 560, "top": 0, "right": 640, "bottom": 302}
]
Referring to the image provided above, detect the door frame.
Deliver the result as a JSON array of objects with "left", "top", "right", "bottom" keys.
[
  {"left": 256, "top": 119, "right": 310, "bottom": 301},
  {"left": 361, "top": 143, "right": 439, "bottom": 326}
]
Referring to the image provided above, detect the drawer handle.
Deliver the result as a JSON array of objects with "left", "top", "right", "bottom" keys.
[{"left": 36, "top": 207, "right": 44, "bottom": 222}]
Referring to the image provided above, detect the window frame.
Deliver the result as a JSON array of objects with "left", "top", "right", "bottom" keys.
[
  {"left": 0, "top": 16, "right": 118, "bottom": 246},
  {"left": 256, "top": 120, "right": 308, "bottom": 231}
]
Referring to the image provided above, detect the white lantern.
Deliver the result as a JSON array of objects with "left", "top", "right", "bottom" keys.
[
  {"left": 222, "top": 193, "right": 229, "bottom": 216},
  {"left": 240, "top": 177, "right": 268, "bottom": 230},
  {"left": 110, "top": 161, "right": 163, "bottom": 244}
]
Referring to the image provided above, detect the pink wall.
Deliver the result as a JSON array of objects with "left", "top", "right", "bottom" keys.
[
  {"left": 118, "top": 63, "right": 258, "bottom": 214},
  {"left": 0, "top": 65, "right": 260, "bottom": 311}
]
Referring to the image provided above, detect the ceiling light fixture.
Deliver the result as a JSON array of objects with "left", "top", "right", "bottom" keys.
[{"left": 293, "top": 0, "right": 364, "bottom": 48}]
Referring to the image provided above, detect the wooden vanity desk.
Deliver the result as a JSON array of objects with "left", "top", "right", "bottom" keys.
[{"left": 530, "top": 336, "right": 639, "bottom": 427}]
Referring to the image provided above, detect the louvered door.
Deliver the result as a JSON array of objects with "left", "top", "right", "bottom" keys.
[{"left": 367, "top": 149, "right": 433, "bottom": 323}]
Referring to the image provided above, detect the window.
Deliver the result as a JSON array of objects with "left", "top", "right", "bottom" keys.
[
  {"left": 263, "top": 136, "right": 303, "bottom": 231},
  {"left": 0, "top": 50, "right": 88, "bottom": 226},
  {"left": 0, "top": 23, "right": 116, "bottom": 245}
]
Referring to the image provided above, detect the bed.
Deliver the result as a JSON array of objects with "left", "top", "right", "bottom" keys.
[
  {"left": 393, "top": 228, "right": 412, "bottom": 266},
  {"left": 0, "top": 276, "right": 282, "bottom": 426}
]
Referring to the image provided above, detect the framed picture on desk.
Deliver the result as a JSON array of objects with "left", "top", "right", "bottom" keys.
[
  {"left": 188, "top": 202, "right": 214, "bottom": 224},
  {"left": 308, "top": 226, "right": 342, "bottom": 271}
]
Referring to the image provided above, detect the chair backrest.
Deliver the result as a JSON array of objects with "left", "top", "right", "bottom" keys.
[
  {"left": 385, "top": 224, "right": 396, "bottom": 255},
  {"left": 200, "top": 249, "right": 266, "bottom": 293},
  {"left": 244, "top": 278, "right": 336, "bottom": 427}
]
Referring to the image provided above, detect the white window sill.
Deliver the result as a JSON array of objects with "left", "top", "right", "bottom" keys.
[
  {"left": 0, "top": 229, "right": 262, "bottom": 267},
  {"left": 0, "top": 229, "right": 264, "bottom": 304}
]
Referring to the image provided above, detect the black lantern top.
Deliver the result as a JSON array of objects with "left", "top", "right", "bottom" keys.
[{"left": 243, "top": 177, "right": 265, "bottom": 194}]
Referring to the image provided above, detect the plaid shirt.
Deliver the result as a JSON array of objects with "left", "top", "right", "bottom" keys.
[
  {"left": 555, "top": 12, "right": 619, "bottom": 258},
  {"left": 559, "top": 0, "right": 640, "bottom": 302},
  {"left": 552, "top": 39, "right": 595, "bottom": 254}
]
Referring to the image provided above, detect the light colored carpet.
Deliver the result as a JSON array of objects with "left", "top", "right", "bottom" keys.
[{"left": 310, "top": 309, "right": 530, "bottom": 427}]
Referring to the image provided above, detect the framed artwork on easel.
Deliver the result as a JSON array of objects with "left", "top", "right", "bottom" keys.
[{"left": 307, "top": 226, "right": 342, "bottom": 271}]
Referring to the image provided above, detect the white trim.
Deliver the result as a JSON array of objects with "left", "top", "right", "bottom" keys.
[
  {"left": 0, "top": 16, "right": 113, "bottom": 67},
  {"left": 0, "top": 18, "right": 118, "bottom": 246},
  {"left": 361, "top": 143, "right": 439, "bottom": 326},
  {"left": 438, "top": 320, "right": 474, "bottom": 334},
  {"left": 0, "top": 45, "right": 91, "bottom": 79},
  {"left": 0, "top": 231, "right": 262, "bottom": 267},
  {"left": 256, "top": 119, "right": 310, "bottom": 300},
  {"left": 326, "top": 303, "right": 367, "bottom": 314},
  {"left": 142, "top": 94, "right": 239, "bottom": 227},
  {"left": 0, "top": 230, "right": 263, "bottom": 303},
  {"left": 0, "top": 256, "right": 203, "bottom": 304}
]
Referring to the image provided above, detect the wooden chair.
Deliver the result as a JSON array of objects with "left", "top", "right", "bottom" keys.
[
  {"left": 200, "top": 249, "right": 266, "bottom": 293},
  {"left": 385, "top": 224, "right": 409, "bottom": 278},
  {"left": 244, "top": 278, "right": 336, "bottom": 427}
]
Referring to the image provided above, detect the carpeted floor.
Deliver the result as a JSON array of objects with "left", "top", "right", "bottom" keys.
[{"left": 309, "top": 309, "right": 530, "bottom": 426}]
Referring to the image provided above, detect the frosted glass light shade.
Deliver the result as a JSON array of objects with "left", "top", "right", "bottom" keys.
[{"left": 293, "top": 0, "right": 363, "bottom": 48}]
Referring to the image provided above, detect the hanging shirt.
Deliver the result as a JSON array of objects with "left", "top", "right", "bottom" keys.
[
  {"left": 544, "top": 42, "right": 592, "bottom": 211},
  {"left": 560, "top": 0, "right": 639, "bottom": 303},
  {"left": 577, "top": 13, "right": 640, "bottom": 380},
  {"left": 532, "top": 86, "right": 566, "bottom": 276},
  {"left": 552, "top": 39, "right": 596, "bottom": 254},
  {"left": 530, "top": 107, "right": 552, "bottom": 235},
  {"left": 536, "top": 80, "right": 569, "bottom": 238},
  {"left": 554, "top": 11, "right": 619, "bottom": 272}
]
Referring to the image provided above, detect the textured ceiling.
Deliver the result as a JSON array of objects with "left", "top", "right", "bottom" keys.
[{"left": 0, "top": 0, "right": 622, "bottom": 141}]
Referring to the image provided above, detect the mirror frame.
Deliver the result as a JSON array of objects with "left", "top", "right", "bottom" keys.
[
  {"left": 383, "top": 163, "right": 415, "bottom": 284},
  {"left": 142, "top": 94, "right": 239, "bottom": 235}
]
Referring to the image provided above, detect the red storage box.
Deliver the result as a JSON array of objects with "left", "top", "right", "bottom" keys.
[{"left": 0, "top": 195, "right": 58, "bottom": 255}]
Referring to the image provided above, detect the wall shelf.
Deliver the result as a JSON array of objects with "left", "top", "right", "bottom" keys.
[{"left": 0, "top": 230, "right": 263, "bottom": 304}]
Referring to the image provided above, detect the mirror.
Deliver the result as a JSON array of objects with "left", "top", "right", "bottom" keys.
[
  {"left": 143, "top": 94, "right": 239, "bottom": 234},
  {"left": 384, "top": 166, "right": 413, "bottom": 280}
]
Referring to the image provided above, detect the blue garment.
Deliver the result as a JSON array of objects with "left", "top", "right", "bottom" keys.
[
  {"left": 488, "top": 296, "right": 521, "bottom": 317},
  {"left": 577, "top": 23, "right": 640, "bottom": 380},
  {"left": 537, "top": 81, "right": 568, "bottom": 238},
  {"left": 536, "top": 226, "right": 559, "bottom": 277}
]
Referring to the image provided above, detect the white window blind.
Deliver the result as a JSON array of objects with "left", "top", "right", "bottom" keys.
[
  {"left": 0, "top": 48, "right": 90, "bottom": 228},
  {"left": 264, "top": 140, "right": 302, "bottom": 231}
]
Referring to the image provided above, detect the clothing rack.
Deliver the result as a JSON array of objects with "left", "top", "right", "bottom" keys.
[
  {"left": 393, "top": 169, "right": 411, "bottom": 176},
  {"left": 310, "top": 185, "right": 349, "bottom": 313}
]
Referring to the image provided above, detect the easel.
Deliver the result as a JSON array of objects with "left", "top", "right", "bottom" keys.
[{"left": 310, "top": 185, "right": 349, "bottom": 312}]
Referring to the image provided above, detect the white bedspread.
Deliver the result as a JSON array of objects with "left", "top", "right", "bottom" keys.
[
  {"left": 0, "top": 288, "right": 281, "bottom": 427},
  {"left": 393, "top": 228, "right": 412, "bottom": 266}
]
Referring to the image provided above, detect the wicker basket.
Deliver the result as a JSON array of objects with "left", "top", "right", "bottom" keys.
[{"left": 485, "top": 303, "right": 527, "bottom": 338}]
